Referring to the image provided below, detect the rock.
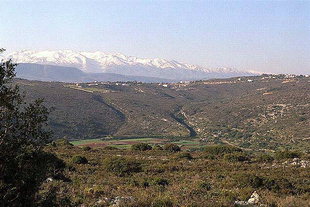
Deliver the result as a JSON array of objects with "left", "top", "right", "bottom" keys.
[
  {"left": 293, "top": 158, "right": 299, "bottom": 162},
  {"left": 109, "top": 196, "right": 134, "bottom": 207},
  {"left": 96, "top": 198, "right": 109, "bottom": 206},
  {"left": 300, "top": 160, "right": 310, "bottom": 168},
  {"left": 234, "top": 191, "right": 260, "bottom": 206},
  {"left": 45, "top": 177, "right": 53, "bottom": 182},
  {"left": 247, "top": 191, "right": 260, "bottom": 204},
  {"left": 234, "top": 201, "right": 249, "bottom": 206}
]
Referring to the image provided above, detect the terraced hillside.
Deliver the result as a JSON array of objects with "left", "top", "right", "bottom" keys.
[{"left": 17, "top": 74, "right": 310, "bottom": 150}]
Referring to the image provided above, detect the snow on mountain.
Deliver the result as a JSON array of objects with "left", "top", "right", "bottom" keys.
[{"left": 4, "top": 50, "right": 259, "bottom": 80}]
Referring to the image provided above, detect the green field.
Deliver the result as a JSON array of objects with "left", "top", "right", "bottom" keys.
[
  {"left": 70, "top": 139, "right": 103, "bottom": 145},
  {"left": 70, "top": 137, "right": 204, "bottom": 149}
]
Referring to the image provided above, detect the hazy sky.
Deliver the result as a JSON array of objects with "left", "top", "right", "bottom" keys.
[{"left": 1, "top": 0, "right": 309, "bottom": 74}]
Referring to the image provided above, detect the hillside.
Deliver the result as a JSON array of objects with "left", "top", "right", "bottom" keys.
[{"left": 17, "top": 74, "right": 310, "bottom": 151}]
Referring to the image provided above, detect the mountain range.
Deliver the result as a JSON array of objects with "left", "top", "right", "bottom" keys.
[{"left": 4, "top": 50, "right": 260, "bottom": 82}]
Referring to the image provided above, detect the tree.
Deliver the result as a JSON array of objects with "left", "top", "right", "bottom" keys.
[{"left": 0, "top": 49, "right": 65, "bottom": 207}]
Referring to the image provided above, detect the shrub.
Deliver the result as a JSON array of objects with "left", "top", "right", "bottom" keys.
[
  {"left": 131, "top": 143, "right": 152, "bottom": 151},
  {"left": 153, "top": 145, "right": 163, "bottom": 150},
  {"left": 81, "top": 146, "right": 91, "bottom": 151},
  {"left": 72, "top": 155, "right": 88, "bottom": 164},
  {"left": 104, "top": 157, "right": 142, "bottom": 176},
  {"left": 151, "top": 178, "right": 169, "bottom": 186},
  {"left": 275, "top": 150, "right": 302, "bottom": 160},
  {"left": 163, "top": 144, "right": 181, "bottom": 152},
  {"left": 176, "top": 152, "right": 193, "bottom": 160},
  {"left": 204, "top": 145, "right": 242, "bottom": 156},
  {"left": 235, "top": 174, "right": 295, "bottom": 193},
  {"left": 203, "top": 154, "right": 216, "bottom": 160},
  {"left": 127, "top": 178, "right": 150, "bottom": 188},
  {"left": 198, "top": 182, "right": 212, "bottom": 191},
  {"left": 235, "top": 174, "right": 265, "bottom": 188},
  {"left": 256, "top": 153, "right": 274, "bottom": 162},
  {"left": 103, "top": 146, "right": 118, "bottom": 150},
  {"left": 263, "top": 178, "right": 295, "bottom": 193},
  {"left": 224, "top": 152, "right": 249, "bottom": 162}
]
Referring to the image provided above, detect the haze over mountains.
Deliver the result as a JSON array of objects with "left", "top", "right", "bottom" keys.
[{"left": 5, "top": 50, "right": 260, "bottom": 82}]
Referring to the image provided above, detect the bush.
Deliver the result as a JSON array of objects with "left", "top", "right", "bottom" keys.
[
  {"left": 256, "top": 153, "right": 274, "bottom": 162},
  {"left": 235, "top": 174, "right": 295, "bottom": 193},
  {"left": 204, "top": 145, "right": 242, "bottom": 156},
  {"left": 104, "top": 157, "right": 142, "bottom": 176},
  {"left": 275, "top": 150, "right": 302, "bottom": 160},
  {"left": 203, "top": 154, "right": 216, "bottom": 160},
  {"left": 131, "top": 143, "right": 152, "bottom": 151},
  {"left": 151, "top": 178, "right": 169, "bottom": 186},
  {"left": 128, "top": 178, "right": 150, "bottom": 188},
  {"left": 176, "top": 152, "right": 193, "bottom": 160},
  {"left": 163, "top": 144, "right": 181, "bottom": 152},
  {"left": 82, "top": 146, "right": 91, "bottom": 151},
  {"left": 153, "top": 145, "right": 163, "bottom": 150},
  {"left": 263, "top": 178, "right": 295, "bottom": 193},
  {"left": 72, "top": 155, "right": 88, "bottom": 164},
  {"left": 198, "top": 182, "right": 212, "bottom": 191},
  {"left": 103, "top": 146, "right": 118, "bottom": 150},
  {"left": 224, "top": 152, "right": 249, "bottom": 162},
  {"left": 235, "top": 174, "right": 265, "bottom": 188}
]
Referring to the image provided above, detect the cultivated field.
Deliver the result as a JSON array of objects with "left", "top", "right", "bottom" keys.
[{"left": 71, "top": 137, "right": 204, "bottom": 150}]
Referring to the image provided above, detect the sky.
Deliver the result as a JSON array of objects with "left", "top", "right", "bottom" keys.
[{"left": 1, "top": 0, "right": 309, "bottom": 74}]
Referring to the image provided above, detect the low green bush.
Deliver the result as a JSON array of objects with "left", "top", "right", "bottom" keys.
[
  {"left": 72, "top": 155, "right": 88, "bottom": 164},
  {"left": 224, "top": 152, "right": 249, "bottom": 162},
  {"left": 127, "top": 178, "right": 150, "bottom": 188},
  {"left": 163, "top": 144, "right": 181, "bottom": 152},
  {"left": 204, "top": 145, "right": 242, "bottom": 156},
  {"left": 198, "top": 182, "right": 212, "bottom": 191},
  {"left": 131, "top": 143, "right": 152, "bottom": 151},
  {"left": 104, "top": 157, "right": 142, "bottom": 176},
  {"left": 234, "top": 174, "right": 295, "bottom": 193},
  {"left": 103, "top": 146, "right": 118, "bottom": 150},
  {"left": 151, "top": 178, "right": 169, "bottom": 186},
  {"left": 275, "top": 150, "right": 302, "bottom": 160},
  {"left": 256, "top": 153, "right": 274, "bottom": 162},
  {"left": 176, "top": 152, "right": 193, "bottom": 160},
  {"left": 235, "top": 174, "right": 265, "bottom": 188},
  {"left": 203, "top": 154, "right": 216, "bottom": 160},
  {"left": 153, "top": 145, "right": 163, "bottom": 150},
  {"left": 81, "top": 146, "right": 91, "bottom": 151}
]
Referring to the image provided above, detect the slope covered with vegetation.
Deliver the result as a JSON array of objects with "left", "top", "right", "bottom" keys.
[
  {"left": 17, "top": 74, "right": 310, "bottom": 151},
  {"left": 38, "top": 142, "right": 310, "bottom": 207}
]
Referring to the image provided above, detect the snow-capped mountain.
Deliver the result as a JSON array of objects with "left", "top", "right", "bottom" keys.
[{"left": 4, "top": 50, "right": 259, "bottom": 81}]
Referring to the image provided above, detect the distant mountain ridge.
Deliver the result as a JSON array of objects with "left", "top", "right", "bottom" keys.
[
  {"left": 15, "top": 63, "right": 174, "bottom": 83},
  {"left": 5, "top": 50, "right": 260, "bottom": 81}
]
